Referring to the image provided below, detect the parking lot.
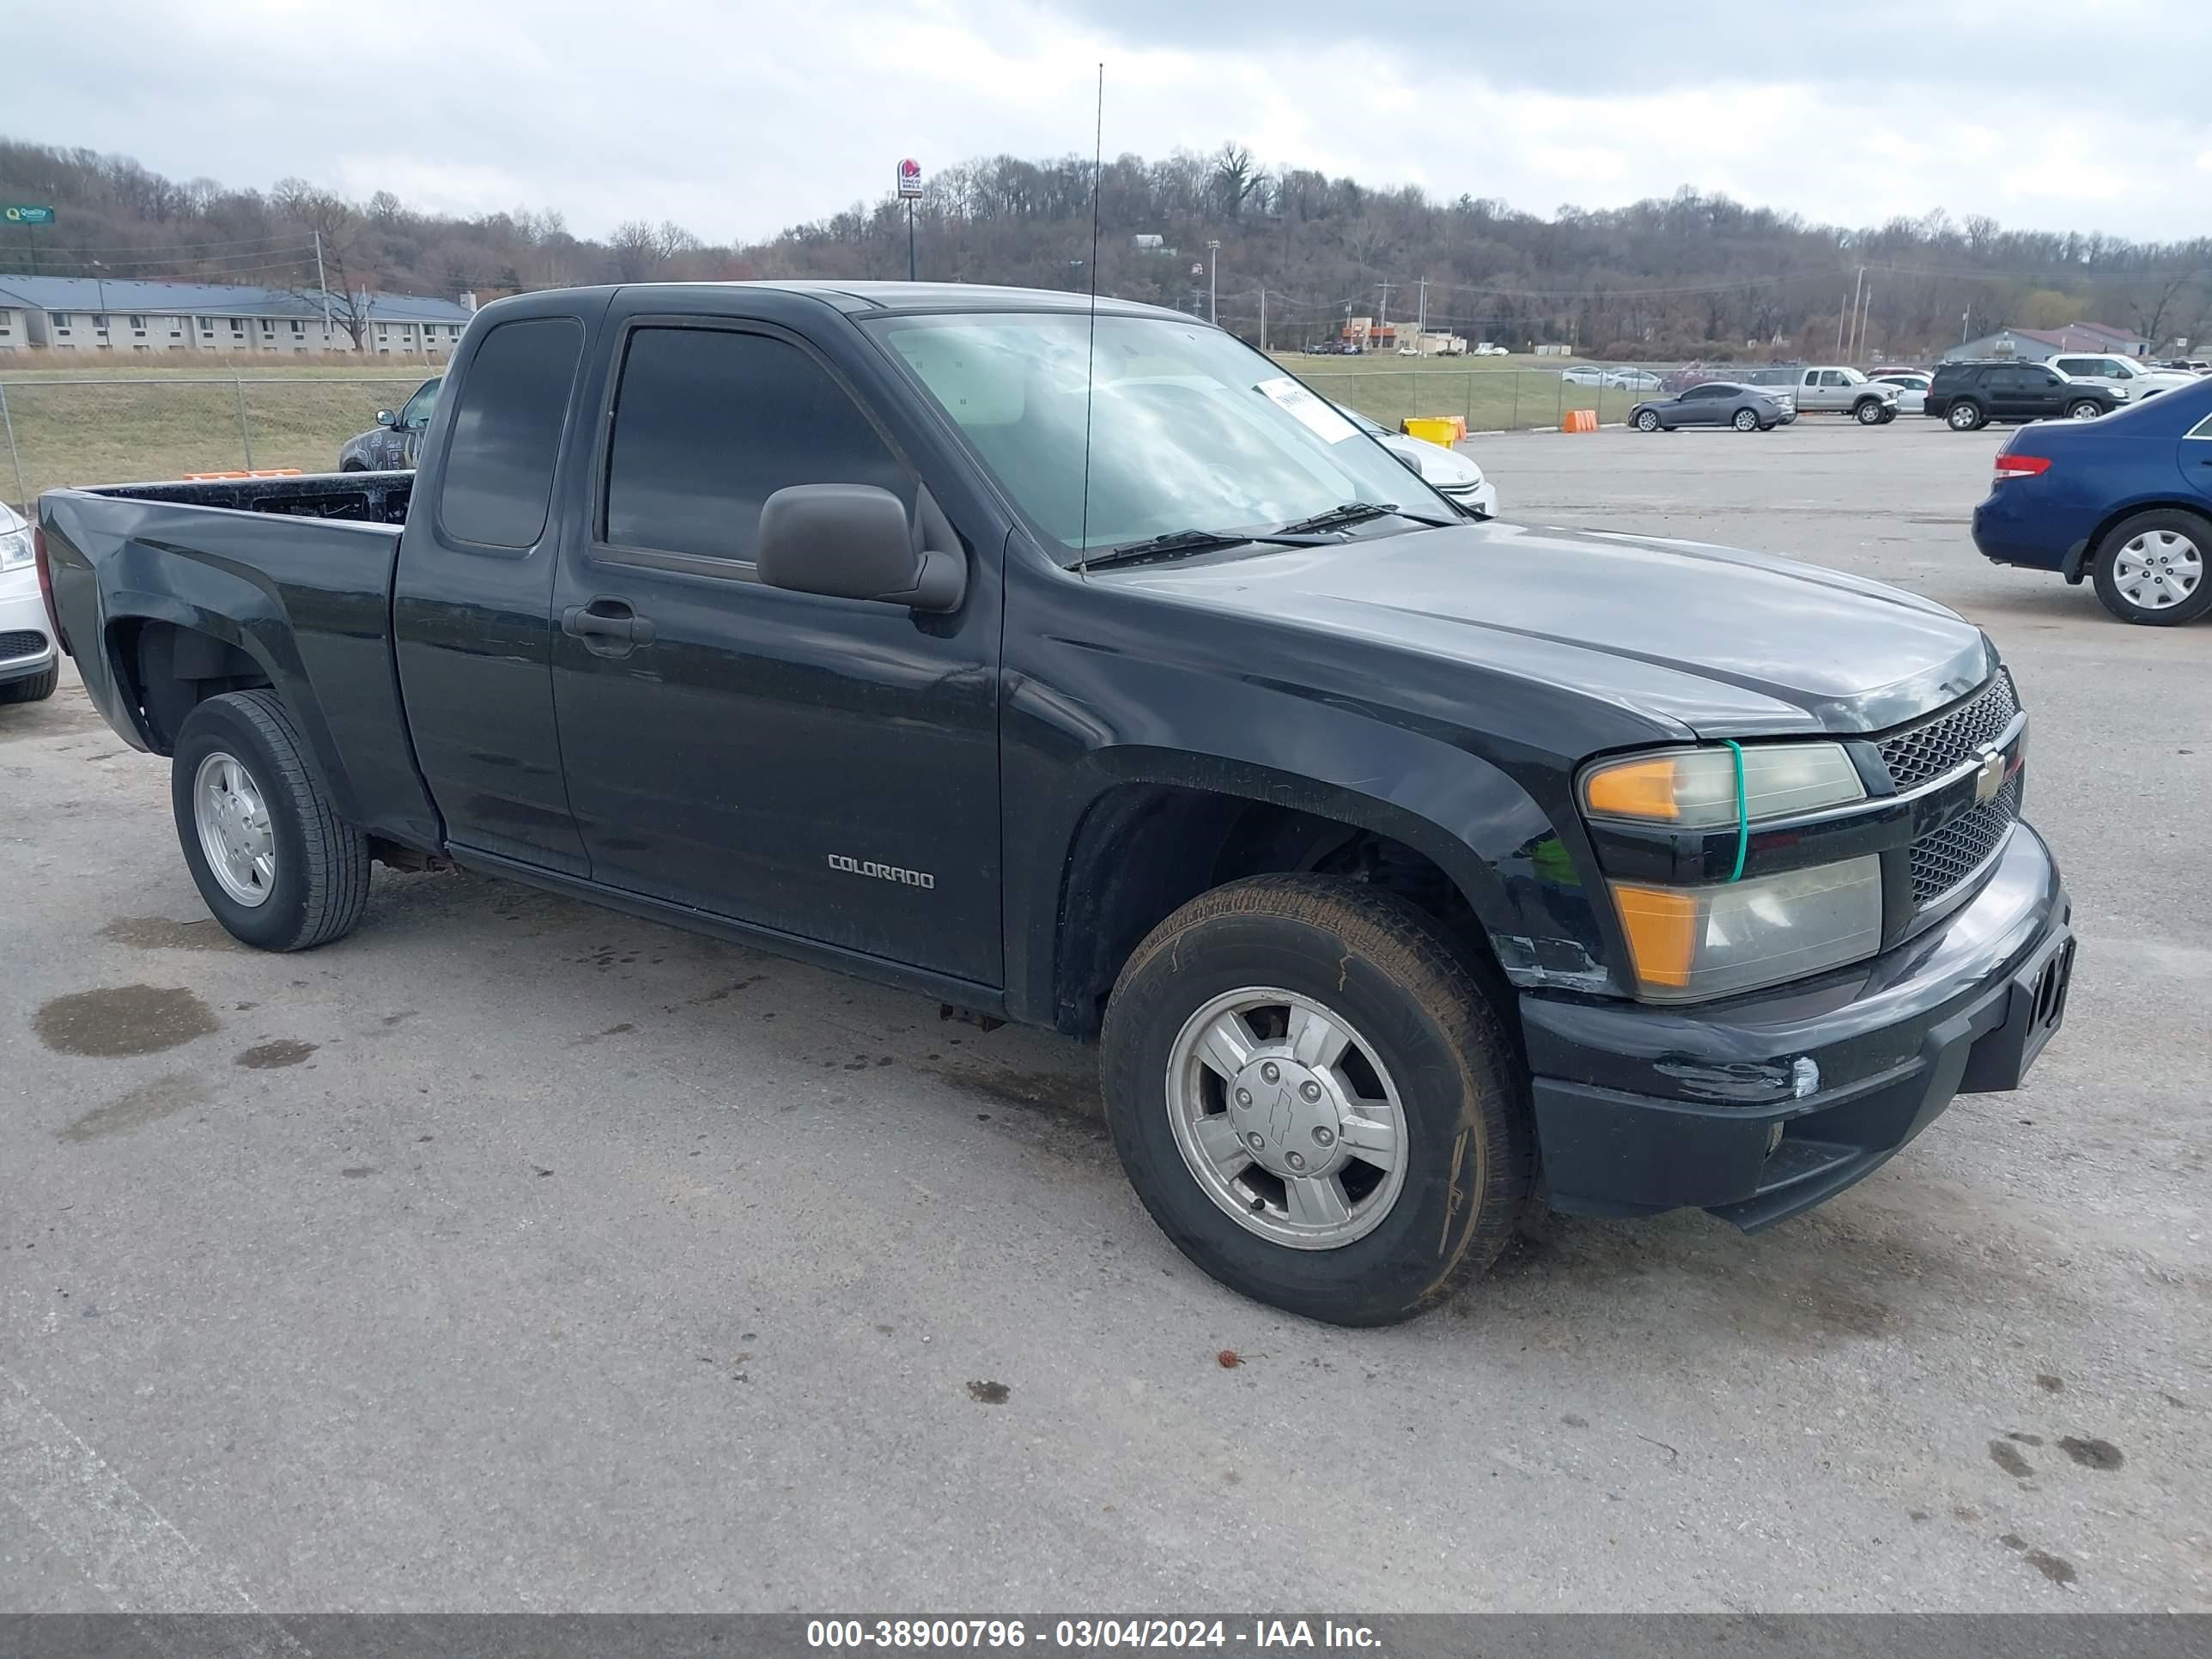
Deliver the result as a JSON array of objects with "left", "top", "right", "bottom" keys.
[{"left": 3, "top": 417, "right": 2205, "bottom": 1614}]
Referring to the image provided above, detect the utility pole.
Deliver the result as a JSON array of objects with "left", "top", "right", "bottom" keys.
[
  {"left": 1854, "top": 282, "right": 1874, "bottom": 362},
  {"left": 314, "top": 230, "right": 333, "bottom": 337},
  {"left": 1258, "top": 286, "right": 1267, "bottom": 354},
  {"left": 1376, "top": 281, "right": 1396, "bottom": 331},
  {"left": 1415, "top": 276, "right": 1428, "bottom": 349},
  {"left": 1841, "top": 264, "right": 1864, "bottom": 360},
  {"left": 1206, "top": 240, "right": 1220, "bottom": 325}
]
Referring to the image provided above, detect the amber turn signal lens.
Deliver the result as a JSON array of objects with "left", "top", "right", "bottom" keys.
[
  {"left": 1609, "top": 884, "right": 1699, "bottom": 988},
  {"left": 1582, "top": 757, "right": 1682, "bottom": 821}
]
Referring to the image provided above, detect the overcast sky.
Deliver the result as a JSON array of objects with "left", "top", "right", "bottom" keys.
[{"left": 9, "top": 0, "right": 2209, "bottom": 244}]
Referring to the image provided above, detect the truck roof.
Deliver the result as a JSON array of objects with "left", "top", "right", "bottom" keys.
[{"left": 530, "top": 280, "right": 1195, "bottom": 321}]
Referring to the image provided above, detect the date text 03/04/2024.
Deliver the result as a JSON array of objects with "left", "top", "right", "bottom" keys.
[{"left": 804, "top": 1620, "right": 1382, "bottom": 1649}]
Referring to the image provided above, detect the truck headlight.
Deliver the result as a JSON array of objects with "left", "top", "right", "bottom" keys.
[
  {"left": 1580, "top": 743, "right": 1865, "bottom": 828},
  {"left": 0, "top": 526, "right": 33, "bottom": 572},
  {"left": 1609, "top": 856, "right": 1884, "bottom": 1001}
]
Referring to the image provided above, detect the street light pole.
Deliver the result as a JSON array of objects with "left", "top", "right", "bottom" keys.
[{"left": 1206, "top": 240, "right": 1219, "bottom": 325}]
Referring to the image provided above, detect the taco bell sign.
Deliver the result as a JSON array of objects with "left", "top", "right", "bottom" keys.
[{"left": 896, "top": 159, "right": 924, "bottom": 200}]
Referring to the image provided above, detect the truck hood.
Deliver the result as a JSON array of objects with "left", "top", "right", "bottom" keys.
[{"left": 1096, "top": 520, "right": 1994, "bottom": 738}]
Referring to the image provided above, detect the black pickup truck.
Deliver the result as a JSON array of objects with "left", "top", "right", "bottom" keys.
[{"left": 36, "top": 282, "right": 2075, "bottom": 1325}]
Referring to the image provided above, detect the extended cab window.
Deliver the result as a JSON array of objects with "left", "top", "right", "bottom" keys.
[
  {"left": 602, "top": 327, "right": 912, "bottom": 563},
  {"left": 440, "top": 318, "right": 582, "bottom": 549}
]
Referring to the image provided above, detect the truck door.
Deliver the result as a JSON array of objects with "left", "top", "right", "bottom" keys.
[
  {"left": 394, "top": 305, "right": 599, "bottom": 875},
  {"left": 547, "top": 301, "right": 1004, "bottom": 988}
]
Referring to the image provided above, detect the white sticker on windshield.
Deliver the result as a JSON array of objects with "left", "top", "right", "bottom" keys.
[{"left": 1255, "top": 375, "right": 1359, "bottom": 443}]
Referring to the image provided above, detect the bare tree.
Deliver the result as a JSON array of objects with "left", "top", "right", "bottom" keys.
[
  {"left": 1212, "top": 143, "right": 1262, "bottom": 222},
  {"left": 273, "top": 179, "right": 376, "bottom": 348},
  {"left": 2127, "top": 269, "right": 2203, "bottom": 348}
]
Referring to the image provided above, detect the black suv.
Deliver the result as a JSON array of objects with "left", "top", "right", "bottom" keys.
[{"left": 1926, "top": 361, "right": 2120, "bottom": 430}]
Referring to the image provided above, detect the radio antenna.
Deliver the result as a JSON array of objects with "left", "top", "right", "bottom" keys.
[{"left": 1077, "top": 62, "right": 1103, "bottom": 579}]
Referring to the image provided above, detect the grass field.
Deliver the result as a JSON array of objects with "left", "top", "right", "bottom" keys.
[
  {"left": 0, "top": 361, "right": 429, "bottom": 506},
  {"left": 1, "top": 349, "right": 1652, "bottom": 510},
  {"left": 1269, "top": 351, "right": 1658, "bottom": 433}
]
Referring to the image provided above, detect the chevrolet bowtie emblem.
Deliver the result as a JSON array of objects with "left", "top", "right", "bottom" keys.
[{"left": 1973, "top": 749, "right": 2008, "bottom": 805}]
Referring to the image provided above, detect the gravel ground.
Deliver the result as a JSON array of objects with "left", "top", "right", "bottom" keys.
[{"left": 2, "top": 417, "right": 2205, "bottom": 1614}]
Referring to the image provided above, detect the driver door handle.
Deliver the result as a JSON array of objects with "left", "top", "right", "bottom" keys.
[{"left": 562, "top": 599, "right": 655, "bottom": 650}]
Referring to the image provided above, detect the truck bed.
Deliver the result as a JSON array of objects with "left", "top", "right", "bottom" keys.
[{"left": 37, "top": 471, "right": 441, "bottom": 852}]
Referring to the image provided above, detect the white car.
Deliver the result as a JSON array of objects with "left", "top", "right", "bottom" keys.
[
  {"left": 1, "top": 500, "right": 59, "bottom": 705},
  {"left": 1871, "top": 371, "right": 1930, "bottom": 415},
  {"left": 1345, "top": 409, "right": 1499, "bottom": 518},
  {"left": 2045, "top": 354, "right": 2197, "bottom": 403},
  {"left": 1559, "top": 365, "right": 1662, "bottom": 390}
]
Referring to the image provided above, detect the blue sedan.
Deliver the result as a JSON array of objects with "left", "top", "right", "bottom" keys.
[{"left": 1972, "top": 374, "right": 2212, "bottom": 624}]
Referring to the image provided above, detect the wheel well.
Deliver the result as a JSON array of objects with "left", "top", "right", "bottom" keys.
[
  {"left": 2077, "top": 501, "right": 2212, "bottom": 574},
  {"left": 1052, "top": 785, "right": 1500, "bottom": 1039},
  {"left": 112, "top": 619, "right": 272, "bottom": 753}
]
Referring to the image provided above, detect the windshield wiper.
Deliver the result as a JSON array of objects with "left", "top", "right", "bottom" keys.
[
  {"left": 1081, "top": 527, "right": 1265, "bottom": 568},
  {"left": 1271, "top": 501, "right": 1403, "bottom": 535}
]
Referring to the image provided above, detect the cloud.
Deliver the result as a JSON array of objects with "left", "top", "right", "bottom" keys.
[{"left": 3, "top": 0, "right": 2207, "bottom": 244}]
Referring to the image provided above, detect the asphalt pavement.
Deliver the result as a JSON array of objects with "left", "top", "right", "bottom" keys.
[{"left": 2, "top": 417, "right": 2205, "bottom": 1613}]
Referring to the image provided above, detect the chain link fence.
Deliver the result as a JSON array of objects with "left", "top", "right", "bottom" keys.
[
  {"left": 0, "top": 363, "right": 1699, "bottom": 514},
  {"left": 1292, "top": 365, "right": 1685, "bottom": 435},
  {"left": 0, "top": 375, "right": 429, "bottom": 512}
]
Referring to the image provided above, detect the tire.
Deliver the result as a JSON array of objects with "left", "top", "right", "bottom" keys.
[
  {"left": 170, "top": 690, "right": 372, "bottom": 951},
  {"left": 1878, "top": 405, "right": 1898, "bottom": 423},
  {"left": 339, "top": 460, "right": 367, "bottom": 472},
  {"left": 1946, "top": 400, "right": 1985, "bottom": 431},
  {"left": 1634, "top": 410, "right": 1661, "bottom": 433},
  {"left": 1732, "top": 408, "right": 1759, "bottom": 432},
  {"left": 1099, "top": 874, "right": 1535, "bottom": 1327},
  {"left": 2090, "top": 509, "right": 2212, "bottom": 626},
  {"left": 0, "top": 662, "right": 58, "bottom": 704},
  {"left": 2066, "top": 400, "right": 2105, "bottom": 421}
]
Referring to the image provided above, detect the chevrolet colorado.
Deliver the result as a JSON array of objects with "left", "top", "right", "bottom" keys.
[{"left": 37, "top": 282, "right": 2075, "bottom": 1325}]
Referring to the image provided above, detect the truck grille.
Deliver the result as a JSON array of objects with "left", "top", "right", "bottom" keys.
[
  {"left": 1877, "top": 672, "right": 2019, "bottom": 789},
  {"left": 0, "top": 629, "right": 47, "bottom": 661},
  {"left": 1909, "top": 776, "right": 2020, "bottom": 908}
]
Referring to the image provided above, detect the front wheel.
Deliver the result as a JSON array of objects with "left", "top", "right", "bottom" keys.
[
  {"left": 1634, "top": 410, "right": 1661, "bottom": 433},
  {"left": 172, "top": 690, "right": 373, "bottom": 950},
  {"left": 2066, "top": 400, "right": 2105, "bottom": 420},
  {"left": 1946, "top": 400, "right": 1985, "bottom": 431},
  {"left": 1100, "top": 875, "right": 1535, "bottom": 1326},
  {"left": 1854, "top": 398, "right": 1886, "bottom": 425},
  {"left": 1732, "top": 408, "right": 1759, "bottom": 432},
  {"left": 0, "top": 662, "right": 58, "bottom": 704},
  {"left": 2091, "top": 510, "right": 2211, "bottom": 625}
]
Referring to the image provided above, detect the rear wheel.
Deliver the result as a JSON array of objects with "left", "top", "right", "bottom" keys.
[
  {"left": 172, "top": 690, "right": 373, "bottom": 950},
  {"left": 1100, "top": 875, "right": 1535, "bottom": 1327},
  {"left": 2091, "top": 510, "right": 2211, "bottom": 625},
  {"left": 1947, "top": 400, "right": 1985, "bottom": 431},
  {"left": 0, "top": 662, "right": 58, "bottom": 704},
  {"left": 2066, "top": 399, "right": 2105, "bottom": 420},
  {"left": 1732, "top": 408, "right": 1759, "bottom": 432}
]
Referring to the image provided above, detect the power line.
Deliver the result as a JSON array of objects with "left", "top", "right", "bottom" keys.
[{"left": 6, "top": 230, "right": 332, "bottom": 254}]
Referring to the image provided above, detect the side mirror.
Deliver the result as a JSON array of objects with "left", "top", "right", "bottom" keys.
[
  {"left": 374, "top": 409, "right": 396, "bottom": 428},
  {"left": 755, "top": 483, "right": 965, "bottom": 613}
]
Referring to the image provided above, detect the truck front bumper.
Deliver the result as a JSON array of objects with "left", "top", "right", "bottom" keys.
[{"left": 1517, "top": 824, "right": 2072, "bottom": 1229}]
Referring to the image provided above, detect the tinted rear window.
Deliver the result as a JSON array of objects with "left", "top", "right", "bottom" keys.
[{"left": 439, "top": 317, "right": 583, "bottom": 549}]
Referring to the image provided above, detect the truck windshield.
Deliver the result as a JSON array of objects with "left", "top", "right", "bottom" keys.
[{"left": 871, "top": 311, "right": 1441, "bottom": 562}]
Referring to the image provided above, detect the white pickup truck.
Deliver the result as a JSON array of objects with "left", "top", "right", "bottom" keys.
[{"left": 2045, "top": 353, "right": 2197, "bottom": 403}]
